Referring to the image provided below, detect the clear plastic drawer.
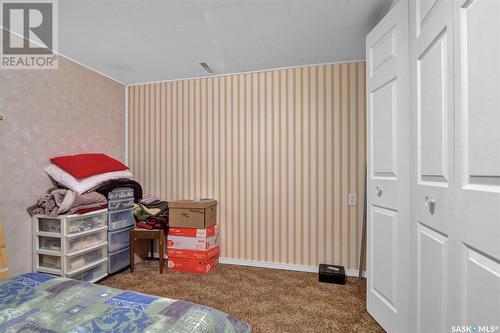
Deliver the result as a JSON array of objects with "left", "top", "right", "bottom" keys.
[
  {"left": 38, "top": 236, "right": 61, "bottom": 252},
  {"left": 108, "top": 187, "right": 134, "bottom": 200},
  {"left": 108, "top": 198, "right": 134, "bottom": 211},
  {"left": 108, "top": 228, "right": 132, "bottom": 252},
  {"left": 66, "top": 229, "right": 107, "bottom": 254},
  {"left": 66, "top": 245, "right": 107, "bottom": 272},
  {"left": 108, "top": 209, "right": 134, "bottom": 231},
  {"left": 108, "top": 247, "right": 130, "bottom": 274},
  {"left": 38, "top": 254, "right": 61, "bottom": 270},
  {"left": 66, "top": 212, "right": 107, "bottom": 235},
  {"left": 68, "top": 261, "right": 107, "bottom": 282},
  {"left": 38, "top": 218, "right": 61, "bottom": 234}
]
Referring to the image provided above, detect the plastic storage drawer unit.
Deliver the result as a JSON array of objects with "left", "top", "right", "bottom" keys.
[
  {"left": 32, "top": 209, "right": 109, "bottom": 281},
  {"left": 108, "top": 187, "right": 134, "bottom": 200},
  {"left": 108, "top": 227, "right": 132, "bottom": 252},
  {"left": 108, "top": 246, "right": 130, "bottom": 274},
  {"left": 108, "top": 198, "right": 134, "bottom": 211},
  {"left": 108, "top": 209, "right": 134, "bottom": 231}
]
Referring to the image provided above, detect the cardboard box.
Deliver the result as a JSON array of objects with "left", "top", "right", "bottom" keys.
[
  {"left": 168, "top": 225, "right": 218, "bottom": 238},
  {"left": 167, "top": 245, "right": 220, "bottom": 260},
  {"left": 168, "top": 200, "right": 217, "bottom": 209},
  {"left": 168, "top": 200, "right": 217, "bottom": 228},
  {"left": 166, "top": 232, "right": 219, "bottom": 251},
  {"left": 167, "top": 256, "right": 218, "bottom": 274}
]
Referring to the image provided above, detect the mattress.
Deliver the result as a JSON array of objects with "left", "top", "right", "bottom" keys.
[{"left": 0, "top": 272, "right": 251, "bottom": 332}]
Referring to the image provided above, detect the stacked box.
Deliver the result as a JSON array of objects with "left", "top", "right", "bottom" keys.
[{"left": 167, "top": 200, "right": 218, "bottom": 274}]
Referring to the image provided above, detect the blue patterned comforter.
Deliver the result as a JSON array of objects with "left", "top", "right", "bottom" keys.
[{"left": 0, "top": 273, "right": 251, "bottom": 332}]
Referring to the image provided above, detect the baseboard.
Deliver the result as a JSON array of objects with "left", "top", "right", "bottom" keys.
[
  {"left": 145, "top": 252, "right": 366, "bottom": 277},
  {"left": 219, "top": 258, "right": 366, "bottom": 277}
]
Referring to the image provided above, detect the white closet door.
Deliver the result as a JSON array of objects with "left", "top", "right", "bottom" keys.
[
  {"left": 452, "top": 0, "right": 500, "bottom": 328},
  {"left": 409, "top": 0, "right": 455, "bottom": 332},
  {"left": 366, "top": 1, "right": 410, "bottom": 331}
]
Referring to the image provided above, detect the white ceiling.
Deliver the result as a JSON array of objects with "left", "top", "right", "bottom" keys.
[{"left": 59, "top": 0, "right": 392, "bottom": 84}]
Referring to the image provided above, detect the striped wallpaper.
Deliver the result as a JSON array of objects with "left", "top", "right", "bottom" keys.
[{"left": 127, "top": 62, "right": 366, "bottom": 270}]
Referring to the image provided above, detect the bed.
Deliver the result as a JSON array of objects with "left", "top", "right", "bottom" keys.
[{"left": 0, "top": 272, "right": 251, "bottom": 332}]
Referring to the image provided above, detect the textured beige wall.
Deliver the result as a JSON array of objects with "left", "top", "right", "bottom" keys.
[
  {"left": 0, "top": 56, "right": 125, "bottom": 275},
  {"left": 128, "top": 62, "right": 366, "bottom": 270}
]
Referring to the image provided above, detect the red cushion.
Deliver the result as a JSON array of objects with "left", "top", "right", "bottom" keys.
[{"left": 50, "top": 153, "right": 128, "bottom": 179}]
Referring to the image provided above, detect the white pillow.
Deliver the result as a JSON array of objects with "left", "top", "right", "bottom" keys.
[{"left": 44, "top": 164, "right": 133, "bottom": 194}]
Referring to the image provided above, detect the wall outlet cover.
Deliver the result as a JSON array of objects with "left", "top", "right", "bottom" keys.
[{"left": 348, "top": 193, "right": 357, "bottom": 205}]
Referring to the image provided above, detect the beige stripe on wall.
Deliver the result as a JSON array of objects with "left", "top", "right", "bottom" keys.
[{"left": 128, "top": 62, "right": 367, "bottom": 270}]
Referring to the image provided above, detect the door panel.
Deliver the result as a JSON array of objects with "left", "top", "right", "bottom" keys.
[
  {"left": 463, "top": 246, "right": 500, "bottom": 326},
  {"left": 370, "top": 28, "right": 396, "bottom": 76},
  {"left": 417, "top": 223, "right": 448, "bottom": 333},
  {"left": 464, "top": 0, "right": 500, "bottom": 177},
  {"left": 371, "top": 79, "right": 397, "bottom": 178},
  {"left": 410, "top": 0, "right": 454, "bottom": 331},
  {"left": 418, "top": 30, "right": 449, "bottom": 181},
  {"left": 371, "top": 206, "right": 398, "bottom": 312},
  {"left": 454, "top": 0, "right": 500, "bottom": 328},
  {"left": 366, "top": 1, "right": 410, "bottom": 332}
]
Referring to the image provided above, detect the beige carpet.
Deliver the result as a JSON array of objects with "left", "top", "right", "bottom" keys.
[{"left": 99, "top": 261, "right": 384, "bottom": 333}]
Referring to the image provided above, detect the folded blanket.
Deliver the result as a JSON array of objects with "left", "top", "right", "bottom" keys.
[
  {"left": 74, "top": 204, "right": 108, "bottom": 215},
  {"left": 140, "top": 193, "right": 159, "bottom": 205},
  {"left": 27, "top": 188, "right": 107, "bottom": 217},
  {"left": 134, "top": 200, "right": 169, "bottom": 231},
  {"left": 45, "top": 164, "right": 133, "bottom": 194},
  {"left": 88, "top": 178, "right": 143, "bottom": 203},
  {"left": 133, "top": 201, "right": 168, "bottom": 221}
]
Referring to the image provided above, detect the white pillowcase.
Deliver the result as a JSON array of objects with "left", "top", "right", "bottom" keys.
[{"left": 44, "top": 164, "right": 133, "bottom": 194}]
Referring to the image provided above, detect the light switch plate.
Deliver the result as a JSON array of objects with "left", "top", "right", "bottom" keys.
[{"left": 348, "top": 193, "right": 357, "bottom": 206}]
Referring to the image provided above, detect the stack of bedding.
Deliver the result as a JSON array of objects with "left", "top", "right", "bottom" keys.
[
  {"left": 28, "top": 153, "right": 142, "bottom": 217},
  {"left": 133, "top": 198, "right": 169, "bottom": 230}
]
